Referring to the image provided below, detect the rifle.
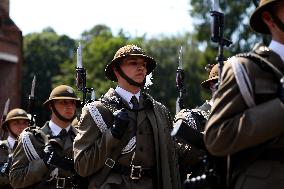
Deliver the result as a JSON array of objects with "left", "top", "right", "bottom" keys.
[
  {"left": 176, "top": 46, "right": 186, "bottom": 113},
  {"left": 210, "top": 0, "right": 232, "bottom": 84},
  {"left": 27, "top": 75, "right": 36, "bottom": 126},
  {"left": 0, "top": 98, "right": 10, "bottom": 140},
  {"left": 75, "top": 42, "right": 95, "bottom": 105}
]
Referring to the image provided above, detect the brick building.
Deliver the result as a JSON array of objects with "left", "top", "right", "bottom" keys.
[{"left": 0, "top": 0, "right": 23, "bottom": 117}]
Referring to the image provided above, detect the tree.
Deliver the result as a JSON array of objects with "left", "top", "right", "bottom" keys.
[
  {"left": 144, "top": 33, "right": 207, "bottom": 115},
  {"left": 21, "top": 28, "right": 76, "bottom": 125},
  {"left": 53, "top": 25, "right": 143, "bottom": 103}
]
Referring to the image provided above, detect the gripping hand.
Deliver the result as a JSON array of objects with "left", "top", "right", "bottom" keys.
[
  {"left": 111, "top": 109, "right": 130, "bottom": 139},
  {"left": 42, "top": 144, "right": 74, "bottom": 170}
]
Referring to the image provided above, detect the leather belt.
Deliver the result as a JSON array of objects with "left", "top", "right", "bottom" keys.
[
  {"left": 112, "top": 163, "right": 155, "bottom": 180},
  {"left": 47, "top": 177, "right": 73, "bottom": 188}
]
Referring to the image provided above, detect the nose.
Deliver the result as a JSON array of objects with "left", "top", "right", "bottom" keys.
[{"left": 137, "top": 64, "right": 146, "bottom": 70}]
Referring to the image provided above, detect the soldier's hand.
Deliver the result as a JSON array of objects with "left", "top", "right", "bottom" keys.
[
  {"left": 42, "top": 144, "right": 54, "bottom": 167},
  {"left": 43, "top": 144, "right": 74, "bottom": 170},
  {"left": 111, "top": 108, "right": 130, "bottom": 139},
  {"left": 0, "top": 154, "right": 12, "bottom": 174}
]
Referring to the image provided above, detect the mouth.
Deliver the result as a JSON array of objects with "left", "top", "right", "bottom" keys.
[{"left": 136, "top": 73, "right": 145, "bottom": 78}]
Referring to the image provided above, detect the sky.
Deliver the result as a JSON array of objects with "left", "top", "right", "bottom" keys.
[{"left": 9, "top": 0, "right": 193, "bottom": 39}]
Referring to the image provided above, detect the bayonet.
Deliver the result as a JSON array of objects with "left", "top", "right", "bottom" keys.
[
  {"left": 1, "top": 98, "right": 10, "bottom": 124},
  {"left": 0, "top": 98, "right": 10, "bottom": 139},
  {"left": 176, "top": 46, "right": 186, "bottom": 113},
  {"left": 28, "top": 75, "right": 36, "bottom": 126},
  {"left": 31, "top": 76, "right": 36, "bottom": 98},
  {"left": 178, "top": 46, "right": 183, "bottom": 70},
  {"left": 75, "top": 43, "right": 95, "bottom": 105}
]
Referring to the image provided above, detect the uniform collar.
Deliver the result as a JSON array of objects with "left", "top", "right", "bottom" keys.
[
  {"left": 269, "top": 40, "right": 284, "bottom": 63},
  {"left": 49, "top": 120, "right": 71, "bottom": 136},
  {"left": 115, "top": 86, "right": 140, "bottom": 108},
  {"left": 7, "top": 135, "right": 15, "bottom": 150}
]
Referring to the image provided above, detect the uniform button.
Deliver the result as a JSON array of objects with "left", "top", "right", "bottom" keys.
[
  {"left": 139, "top": 131, "right": 143, "bottom": 135},
  {"left": 140, "top": 147, "right": 143, "bottom": 152}
]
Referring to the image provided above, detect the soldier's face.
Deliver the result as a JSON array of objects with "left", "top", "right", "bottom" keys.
[
  {"left": 115, "top": 56, "right": 147, "bottom": 85},
  {"left": 8, "top": 119, "right": 29, "bottom": 137},
  {"left": 53, "top": 99, "right": 76, "bottom": 119}
]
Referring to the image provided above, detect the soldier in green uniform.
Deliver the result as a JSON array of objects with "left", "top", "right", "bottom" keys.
[
  {"left": 10, "top": 85, "right": 83, "bottom": 189},
  {"left": 173, "top": 64, "right": 221, "bottom": 188},
  {"left": 0, "top": 108, "right": 29, "bottom": 189},
  {"left": 204, "top": 0, "right": 284, "bottom": 188},
  {"left": 73, "top": 44, "right": 181, "bottom": 189}
]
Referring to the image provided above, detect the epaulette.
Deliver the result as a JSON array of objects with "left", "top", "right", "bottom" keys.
[{"left": 22, "top": 126, "right": 47, "bottom": 145}]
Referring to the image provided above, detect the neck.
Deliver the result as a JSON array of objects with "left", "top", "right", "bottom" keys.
[
  {"left": 118, "top": 82, "right": 140, "bottom": 94},
  {"left": 51, "top": 115, "right": 70, "bottom": 129}
]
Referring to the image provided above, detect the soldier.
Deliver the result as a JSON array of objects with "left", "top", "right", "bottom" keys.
[
  {"left": 73, "top": 44, "right": 181, "bottom": 189},
  {"left": 204, "top": 0, "right": 284, "bottom": 188},
  {"left": 10, "top": 85, "right": 84, "bottom": 189},
  {"left": 173, "top": 64, "right": 223, "bottom": 188},
  {"left": 0, "top": 108, "right": 29, "bottom": 189}
]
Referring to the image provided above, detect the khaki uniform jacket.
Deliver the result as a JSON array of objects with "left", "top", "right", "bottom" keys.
[
  {"left": 0, "top": 140, "right": 13, "bottom": 188},
  {"left": 74, "top": 88, "right": 181, "bottom": 189},
  {"left": 9, "top": 122, "right": 77, "bottom": 189},
  {"left": 174, "top": 101, "right": 211, "bottom": 179},
  {"left": 204, "top": 44, "right": 284, "bottom": 189}
]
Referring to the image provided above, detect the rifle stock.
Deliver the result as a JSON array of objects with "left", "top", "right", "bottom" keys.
[{"left": 210, "top": 1, "right": 232, "bottom": 83}]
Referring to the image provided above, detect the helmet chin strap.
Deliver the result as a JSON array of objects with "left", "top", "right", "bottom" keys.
[
  {"left": 7, "top": 127, "right": 17, "bottom": 139},
  {"left": 270, "top": 11, "right": 284, "bottom": 33},
  {"left": 51, "top": 102, "right": 76, "bottom": 123},
  {"left": 115, "top": 65, "right": 145, "bottom": 88}
]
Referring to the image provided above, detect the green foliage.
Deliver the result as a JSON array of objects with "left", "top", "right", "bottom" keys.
[
  {"left": 21, "top": 24, "right": 211, "bottom": 121},
  {"left": 144, "top": 34, "right": 207, "bottom": 115},
  {"left": 190, "top": 0, "right": 270, "bottom": 55},
  {"left": 21, "top": 29, "right": 76, "bottom": 125}
]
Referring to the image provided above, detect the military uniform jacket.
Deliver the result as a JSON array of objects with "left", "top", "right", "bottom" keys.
[
  {"left": 73, "top": 88, "right": 181, "bottom": 189},
  {"left": 9, "top": 122, "right": 77, "bottom": 189},
  {"left": 0, "top": 140, "right": 13, "bottom": 188},
  {"left": 174, "top": 101, "right": 211, "bottom": 178},
  {"left": 204, "top": 44, "right": 284, "bottom": 189}
]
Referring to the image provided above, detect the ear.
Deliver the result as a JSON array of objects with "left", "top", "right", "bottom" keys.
[
  {"left": 262, "top": 11, "right": 274, "bottom": 28},
  {"left": 113, "top": 65, "right": 120, "bottom": 80}
]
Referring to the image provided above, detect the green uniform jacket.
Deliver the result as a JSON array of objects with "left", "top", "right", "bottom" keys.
[
  {"left": 10, "top": 122, "right": 77, "bottom": 189},
  {"left": 74, "top": 88, "right": 181, "bottom": 189},
  {"left": 204, "top": 44, "right": 284, "bottom": 189},
  {"left": 0, "top": 140, "right": 13, "bottom": 188}
]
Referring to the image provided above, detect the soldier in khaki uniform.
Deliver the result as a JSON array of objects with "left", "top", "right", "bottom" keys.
[
  {"left": 10, "top": 85, "right": 84, "bottom": 189},
  {"left": 173, "top": 64, "right": 224, "bottom": 188},
  {"left": 73, "top": 44, "right": 181, "bottom": 189},
  {"left": 204, "top": 0, "right": 284, "bottom": 188},
  {"left": 0, "top": 108, "right": 29, "bottom": 189}
]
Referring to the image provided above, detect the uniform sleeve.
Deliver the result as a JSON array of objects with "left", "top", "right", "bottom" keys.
[
  {"left": 73, "top": 103, "right": 123, "bottom": 177},
  {"left": 0, "top": 146, "right": 10, "bottom": 186},
  {"left": 173, "top": 109, "right": 206, "bottom": 173},
  {"left": 9, "top": 132, "right": 49, "bottom": 188},
  {"left": 204, "top": 62, "right": 284, "bottom": 156}
]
